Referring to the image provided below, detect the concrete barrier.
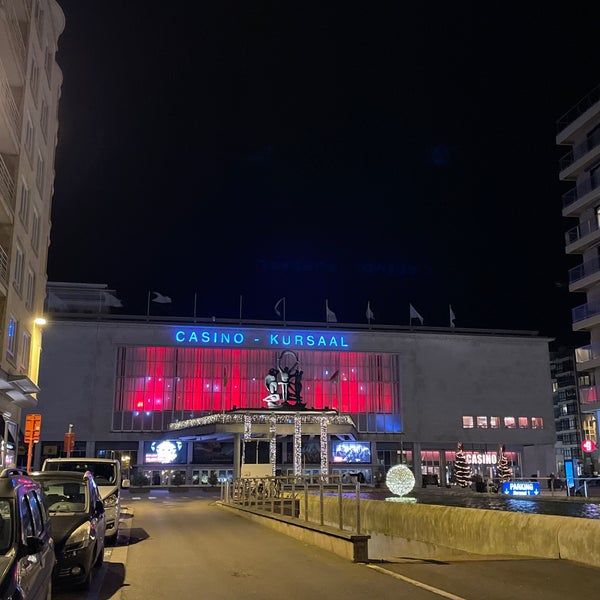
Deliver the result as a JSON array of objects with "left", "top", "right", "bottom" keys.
[{"left": 301, "top": 495, "right": 600, "bottom": 568}]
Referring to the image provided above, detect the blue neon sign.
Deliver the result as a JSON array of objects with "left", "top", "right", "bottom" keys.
[
  {"left": 173, "top": 327, "right": 351, "bottom": 350},
  {"left": 501, "top": 481, "right": 541, "bottom": 496}
]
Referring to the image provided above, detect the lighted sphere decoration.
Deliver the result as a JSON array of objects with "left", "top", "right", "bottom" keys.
[{"left": 385, "top": 464, "right": 416, "bottom": 501}]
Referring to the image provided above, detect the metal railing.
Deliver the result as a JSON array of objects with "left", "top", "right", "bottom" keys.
[
  {"left": 222, "top": 473, "right": 364, "bottom": 534},
  {"left": 565, "top": 217, "right": 600, "bottom": 246},
  {"left": 557, "top": 83, "right": 600, "bottom": 135}
]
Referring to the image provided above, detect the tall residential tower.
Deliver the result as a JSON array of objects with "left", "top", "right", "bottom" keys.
[
  {"left": 557, "top": 86, "right": 600, "bottom": 473},
  {"left": 0, "top": 0, "right": 64, "bottom": 466}
]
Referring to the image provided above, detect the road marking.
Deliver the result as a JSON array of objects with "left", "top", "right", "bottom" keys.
[{"left": 366, "top": 563, "right": 467, "bottom": 600}]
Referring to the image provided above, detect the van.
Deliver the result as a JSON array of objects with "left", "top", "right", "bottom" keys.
[{"left": 41, "top": 457, "right": 129, "bottom": 543}]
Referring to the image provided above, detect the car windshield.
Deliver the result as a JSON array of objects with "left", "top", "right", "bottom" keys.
[
  {"left": 42, "top": 481, "right": 87, "bottom": 513},
  {"left": 45, "top": 462, "right": 116, "bottom": 485},
  {"left": 0, "top": 500, "right": 12, "bottom": 553}
]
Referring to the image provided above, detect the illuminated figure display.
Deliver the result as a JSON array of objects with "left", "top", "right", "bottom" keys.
[{"left": 262, "top": 351, "right": 304, "bottom": 409}]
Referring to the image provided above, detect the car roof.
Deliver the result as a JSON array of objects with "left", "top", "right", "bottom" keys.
[
  {"left": 0, "top": 468, "right": 42, "bottom": 497},
  {"left": 30, "top": 471, "right": 91, "bottom": 482}
]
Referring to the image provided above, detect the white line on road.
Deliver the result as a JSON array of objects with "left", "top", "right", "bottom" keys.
[{"left": 366, "top": 563, "right": 467, "bottom": 600}]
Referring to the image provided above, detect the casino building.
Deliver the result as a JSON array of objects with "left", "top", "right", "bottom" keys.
[{"left": 30, "top": 283, "right": 557, "bottom": 486}]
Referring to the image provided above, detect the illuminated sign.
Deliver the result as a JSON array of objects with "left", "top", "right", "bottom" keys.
[
  {"left": 465, "top": 452, "right": 497, "bottom": 465},
  {"left": 501, "top": 481, "right": 540, "bottom": 496},
  {"left": 173, "top": 327, "right": 351, "bottom": 350},
  {"left": 144, "top": 440, "right": 187, "bottom": 464},
  {"left": 582, "top": 439, "right": 596, "bottom": 453}
]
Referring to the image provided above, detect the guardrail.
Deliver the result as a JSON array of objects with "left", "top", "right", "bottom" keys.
[{"left": 222, "top": 474, "right": 364, "bottom": 534}]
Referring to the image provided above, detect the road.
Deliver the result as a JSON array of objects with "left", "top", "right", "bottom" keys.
[{"left": 53, "top": 489, "right": 600, "bottom": 600}]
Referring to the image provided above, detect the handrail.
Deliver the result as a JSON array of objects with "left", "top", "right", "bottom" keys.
[{"left": 224, "top": 473, "right": 364, "bottom": 534}]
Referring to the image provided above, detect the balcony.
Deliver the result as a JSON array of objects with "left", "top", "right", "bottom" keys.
[
  {"left": 0, "top": 58, "right": 20, "bottom": 155},
  {"left": 565, "top": 217, "right": 600, "bottom": 254},
  {"left": 562, "top": 173, "right": 600, "bottom": 217},
  {"left": 559, "top": 128, "right": 600, "bottom": 181},
  {"left": 557, "top": 83, "right": 600, "bottom": 145},
  {"left": 0, "top": 243, "right": 8, "bottom": 294},
  {"left": 572, "top": 300, "right": 600, "bottom": 330},
  {"left": 568, "top": 256, "right": 600, "bottom": 291},
  {"left": 0, "top": 0, "right": 26, "bottom": 85},
  {"left": 578, "top": 385, "right": 600, "bottom": 411},
  {"left": 575, "top": 344, "right": 600, "bottom": 370}
]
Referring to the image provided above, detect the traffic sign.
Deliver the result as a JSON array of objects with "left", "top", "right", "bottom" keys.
[
  {"left": 582, "top": 439, "right": 596, "bottom": 453},
  {"left": 24, "top": 414, "right": 41, "bottom": 444}
]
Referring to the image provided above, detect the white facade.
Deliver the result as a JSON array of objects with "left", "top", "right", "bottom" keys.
[{"left": 0, "top": 0, "right": 64, "bottom": 466}]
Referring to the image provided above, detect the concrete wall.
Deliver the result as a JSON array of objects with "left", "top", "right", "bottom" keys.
[{"left": 302, "top": 495, "right": 600, "bottom": 569}]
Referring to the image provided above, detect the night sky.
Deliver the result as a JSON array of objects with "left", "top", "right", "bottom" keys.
[{"left": 48, "top": 2, "right": 600, "bottom": 346}]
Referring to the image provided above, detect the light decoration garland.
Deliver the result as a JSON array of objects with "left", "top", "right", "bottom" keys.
[
  {"left": 294, "top": 412, "right": 302, "bottom": 475},
  {"left": 385, "top": 464, "right": 417, "bottom": 503},
  {"left": 320, "top": 416, "right": 328, "bottom": 475},
  {"left": 269, "top": 415, "right": 277, "bottom": 475},
  {"left": 243, "top": 415, "right": 252, "bottom": 441},
  {"left": 168, "top": 411, "right": 355, "bottom": 430}
]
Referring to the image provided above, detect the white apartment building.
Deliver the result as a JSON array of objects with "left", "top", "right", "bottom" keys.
[
  {"left": 557, "top": 85, "right": 600, "bottom": 473},
  {"left": 0, "top": 0, "right": 64, "bottom": 466}
]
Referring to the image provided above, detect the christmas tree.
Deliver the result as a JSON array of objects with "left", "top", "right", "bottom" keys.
[
  {"left": 452, "top": 442, "right": 471, "bottom": 487},
  {"left": 496, "top": 444, "right": 511, "bottom": 481}
]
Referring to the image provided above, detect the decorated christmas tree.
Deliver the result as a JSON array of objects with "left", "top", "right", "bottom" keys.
[
  {"left": 496, "top": 444, "right": 512, "bottom": 481},
  {"left": 452, "top": 442, "right": 471, "bottom": 487}
]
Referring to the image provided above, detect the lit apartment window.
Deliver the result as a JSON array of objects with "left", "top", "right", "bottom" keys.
[
  {"left": 6, "top": 316, "right": 17, "bottom": 360},
  {"left": 518, "top": 417, "right": 529, "bottom": 429},
  {"left": 476, "top": 416, "right": 488, "bottom": 428},
  {"left": 504, "top": 416, "right": 516, "bottom": 429},
  {"left": 35, "top": 153, "right": 44, "bottom": 194},
  {"left": 24, "top": 116, "right": 34, "bottom": 162},
  {"left": 13, "top": 246, "right": 24, "bottom": 294},
  {"left": 40, "top": 99, "right": 48, "bottom": 139},
  {"left": 19, "top": 331, "right": 31, "bottom": 374},
  {"left": 490, "top": 416, "right": 500, "bottom": 429},
  {"left": 31, "top": 208, "right": 40, "bottom": 254},
  {"left": 531, "top": 417, "right": 544, "bottom": 429},
  {"left": 462, "top": 416, "right": 474, "bottom": 428},
  {"left": 18, "top": 182, "right": 30, "bottom": 228},
  {"left": 25, "top": 269, "right": 34, "bottom": 311}
]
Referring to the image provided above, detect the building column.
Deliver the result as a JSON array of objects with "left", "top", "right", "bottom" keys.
[
  {"left": 233, "top": 433, "right": 241, "bottom": 479},
  {"left": 412, "top": 441, "right": 422, "bottom": 487}
]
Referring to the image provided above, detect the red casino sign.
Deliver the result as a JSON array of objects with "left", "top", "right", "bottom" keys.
[{"left": 582, "top": 439, "right": 596, "bottom": 453}]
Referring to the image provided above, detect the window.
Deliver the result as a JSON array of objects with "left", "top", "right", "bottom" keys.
[
  {"left": 18, "top": 182, "right": 30, "bottom": 227},
  {"left": 25, "top": 269, "right": 34, "bottom": 310},
  {"left": 29, "top": 61, "right": 39, "bottom": 101},
  {"left": 40, "top": 99, "right": 48, "bottom": 139},
  {"left": 6, "top": 316, "right": 17, "bottom": 360},
  {"left": 24, "top": 116, "right": 34, "bottom": 161},
  {"left": 490, "top": 416, "right": 500, "bottom": 429},
  {"left": 531, "top": 417, "right": 544, "bottom": 429},
  {"left": 504, "top": 417, "right": 516, "bottom": 429},
  {"left": 13, "top": 246, "right": 24, "bottom": 294},
  {"left": 462, "top": 416, "right": 474, "bottom": 428},
  {"left": 35, "top": 154, "right": 44, "bottom": 193},
  {"left": 476, "top": 416, "right": 488, "bottom": 428},
  {"left": 31, "top": 208, "right": 40, "bottom": 253},
  {"left": 19, "top": 331, "right": 31, "bottom": 374},
  {"left": 518, "top": 417, "right": 529, "bottom": 429}
]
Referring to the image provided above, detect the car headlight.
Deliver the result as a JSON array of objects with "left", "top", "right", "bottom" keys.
[
  {"left": 64, "top": 522, "right": 93, "bottom": 551},
  {"left": 103, "top": 492, "right": 118, "bottom": 508}
]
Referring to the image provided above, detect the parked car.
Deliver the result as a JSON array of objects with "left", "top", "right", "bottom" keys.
[
  {"left": 30, "top": 470, "right": 106, "bottom": 590},
  {"left": 41, "top": 457, "right": 127, "bottom": 543},
  {"left": 0, "top": 468, "right": 55, "bottom": 600}
]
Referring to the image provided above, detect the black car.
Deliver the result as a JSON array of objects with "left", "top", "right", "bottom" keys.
[
  {"left": 0, "top": 468, "right": 55, "bottom": 600},
  {"left": 30, "top": 470, "right": 106, "bottom": 590}
]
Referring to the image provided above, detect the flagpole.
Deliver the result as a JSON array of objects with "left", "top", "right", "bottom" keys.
[{"left": 146, "top": 291, "right": 151, "bottom": 318}]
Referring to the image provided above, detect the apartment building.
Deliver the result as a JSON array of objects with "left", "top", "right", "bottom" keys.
[
  {"left": 0, "top": 0, "right": 64, "bottom": 466},
  {"left": 557, "top": 85, "right": 600, "bottom": 474}
]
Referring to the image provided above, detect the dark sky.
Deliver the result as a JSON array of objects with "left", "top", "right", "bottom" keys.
[{"left": 48, "top": 1, "right": 600, "bottom": 346}]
